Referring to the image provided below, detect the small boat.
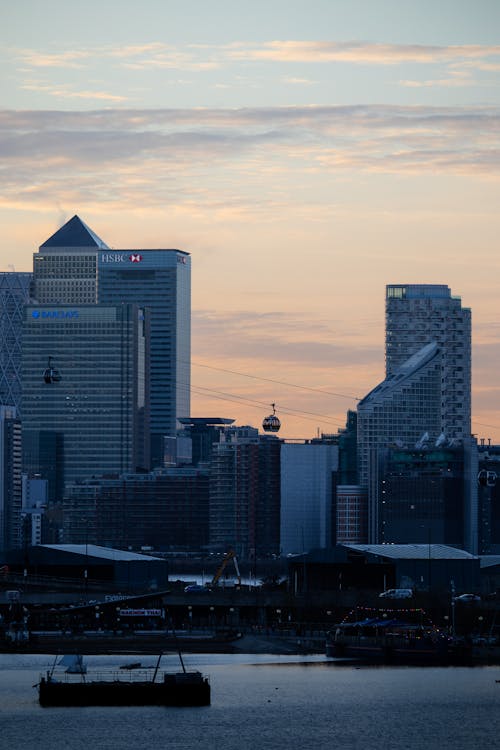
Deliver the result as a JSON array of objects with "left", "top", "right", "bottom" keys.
[
  {"left": 58, "top": 654, "right": 87, "bottom": 674},
  {"left": 38, "top": 653, "right": 210, "bottom": 707}
]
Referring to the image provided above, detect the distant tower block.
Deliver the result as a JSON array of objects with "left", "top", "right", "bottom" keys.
[{"left": 262, "top": 403, "right": 281, "bottom": 433}]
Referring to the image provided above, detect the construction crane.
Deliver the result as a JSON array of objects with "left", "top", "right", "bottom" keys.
[{"left": 211, "top": 550, "right": 241, "bottom": 587}]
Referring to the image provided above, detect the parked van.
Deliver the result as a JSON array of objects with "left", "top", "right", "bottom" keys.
[{"left": 379, "top": 588, "right": 413, "bottom": 599}]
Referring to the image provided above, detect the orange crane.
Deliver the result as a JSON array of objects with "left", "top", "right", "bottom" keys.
[{"left": 211, "top": 550, "right": 241, "bottom": 587}]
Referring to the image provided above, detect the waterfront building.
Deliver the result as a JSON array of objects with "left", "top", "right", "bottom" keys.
[
  {"left": 357, "top": 341, "right": 442, "bottom": 488},
  {"left": 63, "top": 468, "right": 209, "bottom": 550},
  {"left": 371, "top": 445, "right": 468, "bottom": 547},
  {"left": 357, "top": 284, "right": 472, "bottom": 547},
  {"left": 33, "top": 216, "right": 191, "bottom": 468},
  {"left": 22, "top": 303, "right": 150, "bottom": 493},
  {"left": 0, "top": 406, "right": 22, "bottom": 552},
  {"left": 334, "top": 485, "right": 367, "bottom": 544},
  {"left": 209, "top": 427, "right": 281, "bottom": 558},
  {"left": 0, "top": 272, "right": 32, "bottom": 414},
  {"left": 385, "top": 283, "right": 471, "bottom": 439},
  {"left": 280, "top": 440, "right": 338, "bottom": 555},
  {"left": 477, "top": 443, "right": 500, "bottom": 554}
]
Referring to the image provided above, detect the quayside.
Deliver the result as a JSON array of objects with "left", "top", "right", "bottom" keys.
[{"left": 326, "top": 606, "right": 472, "bottom": 665}]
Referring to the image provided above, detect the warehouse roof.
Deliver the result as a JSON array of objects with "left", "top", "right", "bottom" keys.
[
  {"left": 40, "top": 544, "right": 163, "bottom": 562},
  {"left": 345, "top": 544, "right": 475, "bottom": 560}
]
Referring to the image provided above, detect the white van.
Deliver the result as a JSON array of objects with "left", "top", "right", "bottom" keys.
[{"left": 379, "top": 588, "right": 413, "bottom": 599}]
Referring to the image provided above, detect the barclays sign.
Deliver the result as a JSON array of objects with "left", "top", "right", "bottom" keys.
[{"left": 31, "top": 310, "right": 79, "bottom": 320}]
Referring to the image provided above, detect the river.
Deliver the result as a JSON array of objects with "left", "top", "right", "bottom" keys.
[{"left": 1, "top": 652, "right": 499, "bottom": 749}]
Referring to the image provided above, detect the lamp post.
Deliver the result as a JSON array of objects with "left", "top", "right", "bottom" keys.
[{"left": 451, "top": 579, "right": 456, "bottom": 637}]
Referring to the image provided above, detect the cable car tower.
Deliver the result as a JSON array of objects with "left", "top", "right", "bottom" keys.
[{"left": 262, "top": 402, "right": 281, "bottom": 433}]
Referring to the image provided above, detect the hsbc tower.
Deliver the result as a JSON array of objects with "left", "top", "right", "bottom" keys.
[{"left": 33, "top": 215, "right": 191, "bottom": 469}]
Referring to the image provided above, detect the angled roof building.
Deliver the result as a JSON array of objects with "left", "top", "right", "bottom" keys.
[
  {"left": 40, "top": 215, "right": 109, "bottom": 249},
  {"left": 357, "top": 341, "right": 442, "bottom": 487},
  {"left": 33, "top": 215, "right": 191, "bottom": 468}
]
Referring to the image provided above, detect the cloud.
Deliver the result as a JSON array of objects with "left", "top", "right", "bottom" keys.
[
  {"left": 193, "top": 309, "right": 381, "bottom": 370},
  {"left": 20, "top": 82, "right": 128, "bottom": 102},
  {"left": 12, "top": 39, "right": 500, "bottom": 75},
  {"left": 16, "top": 49, "right": 91, "bottom": 68},
  {"left": 0, "top": 104, "right": 499, "bottom": 213},
  {"left": 225, "top": 40, "right": 500, "bottom": 65}
]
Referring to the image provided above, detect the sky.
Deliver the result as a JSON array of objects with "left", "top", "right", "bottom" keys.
[{"left": 1, "top": 0, "right": 500, "bottom": 440}]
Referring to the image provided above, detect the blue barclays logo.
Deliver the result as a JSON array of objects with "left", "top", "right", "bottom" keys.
[{"left": 31, "top": 310, "right": 79, "bottom": 320}]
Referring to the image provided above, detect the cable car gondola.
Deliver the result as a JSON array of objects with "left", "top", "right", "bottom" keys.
[
  {"left": 262, "top": 403, "right": 281, "bottom": 433},
  {"left": 43, "top": 356, "right": 61, "bottom": 384}
]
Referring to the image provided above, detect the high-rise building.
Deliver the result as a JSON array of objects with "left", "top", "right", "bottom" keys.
[
  {"left": 358, "top": 285, "right": 471, "bottom": 486},
  {"left": 385, "top": 284, "right": 471, "bottom": 438},
  {"left": 0, "top": 272, "right": 32, "bottom": 414},
  {"left": 22, "top": 303, "right": 149, "bottom": 492},
  {"left": 357, "top": 341, "right": 442, "bottom": 487},
  {"left": 0, "top": 406, "right": 22, "bottom": 552},
  {"left": 33, "top": 216, "right": 191, "bottom": 467},
  {"left": 372, "top": 445, "right": 467, "bottom": 547},
  {"left": 209, "top": 427, "right": 281, "bottom": 558},
  {"left": 280, "top": 440, "right": 338, "bottom": 555},
  {"left": 357, "top": 283, "right": 474, "bottom": 548}
]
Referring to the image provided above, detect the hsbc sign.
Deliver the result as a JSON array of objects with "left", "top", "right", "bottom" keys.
[{"left": 101, "top": 253, "right": 143, "bottom": 263}]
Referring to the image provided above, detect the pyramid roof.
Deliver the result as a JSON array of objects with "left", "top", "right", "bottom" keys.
[{"left": 40, "top": 215, "right": 109, "bottom": 249}]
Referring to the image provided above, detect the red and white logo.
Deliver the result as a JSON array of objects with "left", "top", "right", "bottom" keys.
[{"left": 129, "top": 254, "right": 143, "bottom": 263}]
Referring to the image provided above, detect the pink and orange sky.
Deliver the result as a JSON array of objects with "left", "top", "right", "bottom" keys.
[{"left": 1, "top": 1, "right": 500, "bottom": 440}]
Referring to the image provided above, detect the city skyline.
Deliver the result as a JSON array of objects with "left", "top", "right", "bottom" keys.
[{"left": 1, "top": 2, "right": 500, "bottom": 440}]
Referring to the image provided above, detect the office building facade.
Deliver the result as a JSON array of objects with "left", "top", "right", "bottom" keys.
[
  {"left": 22, "top": 303, "right": 149, "bottom": 492},
  {"left": 280, "top": 441, "right": 338, "bottom": 555},
  {"left": 63, "top": 468, "right": 210, "bottom": 550},
  {"left": 357, "top": 284, "right": 472, "bottom": 547},
  {"left": 209, "top": 428, "right": 281, "bottom": 558},
  {"left": 33, "top": 215, "right": 191, "bottom": 468},
  {"left": 0, "top": 272, "right": 32, "bottom": 414},
  {"left": 0, "top": 406, "right": 22, "bottom": 552},
  {"left": 385, "top": 284, "right": 471, "bottom": 439}
]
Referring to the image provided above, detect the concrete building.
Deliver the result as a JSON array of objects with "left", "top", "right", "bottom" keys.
[
  {"left": 357, "top": 341, "right": 442, "bottom": 487},
  {"left": 0, "top": 406, "right": 22, "bottom": 552},
  {"left": 385, "top": 284, "right": 471, "bottom": 439},
  {"left": 477, "top": 444, "right": 500, "bottom": 554},
  {"left": 0, "top": 272, "right": 32, "bottom": 415},
  {"left": 33, "top": 215, "right": 191, "bottom": 468},
  {"left": 63, "top": 468, "right": 210, "bottom": 550},
  {"left": 334, "top": 485, "right": 367, "bottom": 544},
  {"left": 209, "top": 428, "right": 281, "bottom": 559},
  {"left": 280, "top": 441, "right": 338, "bottom": 555},
  {"left": 371, "top": 445, "right": 469, "bottom": 547},
  {"left": 357, "top": 284, "right": 473, "bottom": 547},
  {"left": 22, "top": 303, "right": 149, "bottom": 493}
]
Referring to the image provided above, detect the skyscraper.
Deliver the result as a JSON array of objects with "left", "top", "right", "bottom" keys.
[
  {"left": 0, "top": 272, "right": 32, "bottom": 414},
  {"left": 209, "top": 427, "right": 281, "bottom": 558},
  {"left": 0, "top": 406, "right": 22, "bottom": 552},
  {"left": 22, "top": 303, "right": 149, "bottom": 490},
  {"left": 33, "top": 216, "right": 191, "bottom": 467},
  {"left": 357, "top": 283, "right": 474, "bottom": 547},
  {"left": 385, "top": 284, "right": 471, "bottom": 439}
]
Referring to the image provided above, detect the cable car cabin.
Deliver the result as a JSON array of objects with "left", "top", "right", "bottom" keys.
[
  {"left": 262, "top": 403, "right": 281, "bottom": 433},
  {"left": 43, "top": 357, "right": 61, "bottom": 384}
]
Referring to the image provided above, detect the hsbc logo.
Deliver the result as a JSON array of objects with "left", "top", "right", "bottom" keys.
[{"left": 101, "top": 253, "right": 143, "bottom": 263}]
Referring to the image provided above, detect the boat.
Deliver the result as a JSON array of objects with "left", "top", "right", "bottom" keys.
[
  {"left": 326, "top": 607, "right": 471, "bottom": 665},
  {"left": 58, "top": 653, "right": 87, "bottom": 674},
  {"left": 38, "top": 652, "right": 210, "bottom": 707}
]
